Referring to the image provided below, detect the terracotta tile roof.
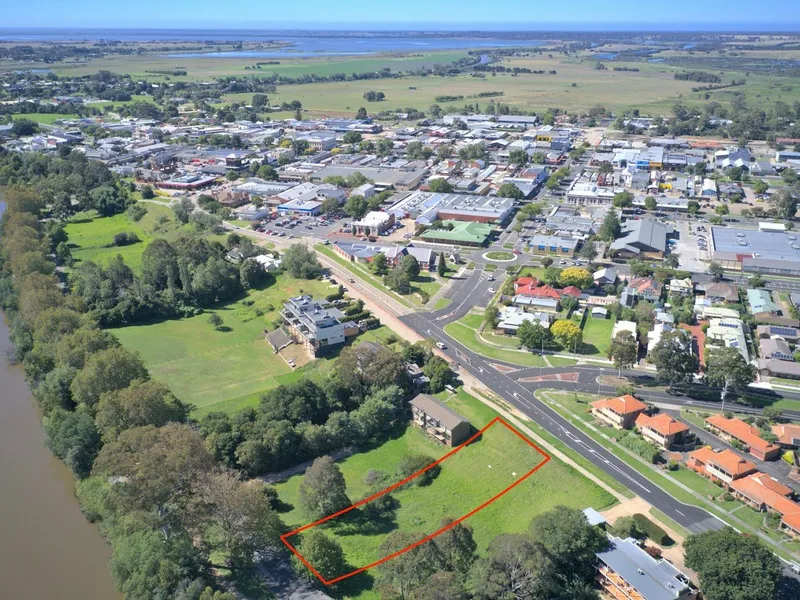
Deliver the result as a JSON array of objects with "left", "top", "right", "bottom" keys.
[
  {"left": 591, "top": 394, "right": 647, "bottom": 417},
  {"left": 705, "top": 414, "right": 780, "bottom": 455},
  {"left": 514, "top": 279, "right": 562, "bottom": 300},
  {"left": 772, "top": 424, "right": 800, "bottom": 446},
  {"left": 781, "top": 512, "right": 800, "bottom": 532},
  {"left": 560, "top": 285, "right": 583, "bottom": 298},
  {"left": 635, "top": 413, "right": 690, "bottom": 437},
  {"left": 689, "top": 447, "right": 757, "bottom": 477},
  {"left": 731, "top": 473, "right": 800, "bottom": 516},
  {"left": 629, "top": 277, "right": 661, "bottom": 294}
]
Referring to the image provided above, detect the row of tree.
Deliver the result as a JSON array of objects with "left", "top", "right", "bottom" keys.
[{"left": 0, "top": 185, "right": 259, "bottom": 599}]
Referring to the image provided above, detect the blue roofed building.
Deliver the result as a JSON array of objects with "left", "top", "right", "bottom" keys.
[
  {"left": 747, "top": 289, "right": 780, "bottom": 316},
  {"left": 596, "top": 536, "right": 697, "bottom": 600}
]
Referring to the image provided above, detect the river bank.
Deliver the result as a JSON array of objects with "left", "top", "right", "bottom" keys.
[{"left": 0, "top": 198, "right": 120, "bottom": 599}]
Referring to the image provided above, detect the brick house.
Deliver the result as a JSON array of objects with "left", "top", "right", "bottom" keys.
[
  {"left": 687, "top": 447, "right": 757, "bottom": 486},
  {"left": 704, "top": 414, "right": 781, "bottom": 461},
  {"left": 590, "top": 395, "right": 647, "bottom": 430},
  {"left": 634, "top": 413, "right": 690, "bottom": 450}
]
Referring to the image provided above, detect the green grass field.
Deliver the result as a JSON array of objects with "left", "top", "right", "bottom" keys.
[
  {"left": 23, "top": 51, "right": 468, "bottom": 82},
  {"left": 580, "top": 316, "right": 616, "bottom": 357},
  {"left": 112, "top": 273, "right": 335, "bottom": 414},
  {"left": 276, "top": 390, "right": 616, "bottom": 591},
  {"left": 14, "top": 113, "right": 80, "bottom": 124},
  {"left": 63, "top": 204, "right": 177, "bottom": 272},
  {"left": 444, "top": 313, "right": 546, "bottom": 367}
]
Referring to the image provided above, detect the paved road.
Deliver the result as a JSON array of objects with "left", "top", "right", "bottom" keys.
[{"left": 400, "top": 307, "right": 725, "bottom": 535}]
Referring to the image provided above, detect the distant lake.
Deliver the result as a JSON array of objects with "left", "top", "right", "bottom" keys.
[{"left": 165, "top": 35, "right": 545, "bottom": 59}]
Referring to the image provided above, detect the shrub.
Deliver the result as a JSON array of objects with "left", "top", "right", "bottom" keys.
[
  {"left": 618, "top": 432, "right": 661, "bottom": 464},
  {"left": 632, "top": 513, "right": 673, "bottom": 546},
  {"left": 667, "top": 460, "right": 679, "bottom": 471},
  {"left": 395, "top": 454, "right": 440, "bottom": 488}
]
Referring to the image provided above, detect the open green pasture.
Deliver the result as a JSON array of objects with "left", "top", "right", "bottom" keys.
[{"left": 276, "top": 390, "right": 615, "bottom": 591}]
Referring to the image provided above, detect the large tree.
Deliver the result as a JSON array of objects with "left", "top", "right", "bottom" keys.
[
  {"left": 299, "top": 456, "right": 351, "bottom": 520},
  {"left": 608, "top": 330, "right": 638, "bottom": 377},
  {"left": 599, "top": 209, "right": 621, "bottom": 241},
  {"left": 470, "top": 534, "right": 556, "bottom": 600},
  {"left": 685, "top": 528, "right": 782, "bottom": 600},
  {"left": 551, "top": 320, "right": 582, "bottom": 350},
  {"left": 294, "top": 529, "right": 349, "bottom": 582},
  {"left": 96, "top": 379, "right": 188, "bottom": 442},
  {"left": 769, "top": 188, "right": 799, "bottom": 220},
  {"left": 434, "top": 518, "right": 477, "bottom": 574},
  {"left": 376, "top": 532, "right": 445, "bottom": 599},
  {"left": 282, "top": 244, "right": 322, "bottom": 279},
  {"left": 529, "top": 505, "right": 609, "bottom": 584},
  {"left": 92, "top": 423, "right": 215, "bottom": 537},
  {"left": 649, "top": 329, "right": 699, "bottom": 390},
  {"left": 195, "top": 471, "right": 284, "bottom": 566},
  {"left": 705, "top": 346, "right": 756, "bottom": 394},
  {"left": 409, "top": 571, "right": 468, "bottom": 600},
  {"left": 70, "top": 347, "right": 149, "bottom": 412},
  {"left": 518, "top": 320, "right": 553, "bottom": 352},
  {"left": 558, "top": 267, "right": 593, "bottom": 289}
]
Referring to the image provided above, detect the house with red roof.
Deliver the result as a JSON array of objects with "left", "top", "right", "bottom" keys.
[
  {"left": 705, "top": 414, "right": 781, "bottom": 461},
  {"left": 687, "top": 447, "right": 757, "bottom": 485},
  {"left": 590, "top": 395, "right": 647, "bottom": 429},
  {"left": 512, "top": 277, "right": 562, "bottom": 313},
  {"left": 634, "top": 413, "right": 690, "bottom": 450},
  {"left": 560, "top": 285, "right": 583, "bottom": 298}
]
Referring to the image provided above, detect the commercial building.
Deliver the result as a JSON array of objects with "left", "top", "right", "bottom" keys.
[
  {"left": 276, "top": 183, "right": 345, "bottom": 215},
  {"left": 610, "top": 219, "right": 673, "bottom": 259},
  {"left": 280, "top": 295, "right": 357, "bottom": 356},
  {"left": 390, "top": 191, "right": 516, "bottom": 225},
  {"left": 705, "top": 414, "right": 781, "bottom": 461},
  {"left": 710, "top": 227, "right": 800, "bottom": 276},
  {"left": 410, "top": 394, "right": 471, "bottom": 447},
  {"left": 310, "top": 165, "right": 427, "bottom": 191},
  {"left": 566, "top": 181, "right": 618, "bottom": 206},
  {"left": 590, "top": 394, "right": 647, "bottom": 430},
  {"left": 229, "top": 178, "right": 295, "bottom": 207},
  {"left": 419, "top": 221, "right": 494, "bottom": 247},
  {"left": 595, "top": 536, "right": 697, "bottom": 600},
  {"left": 157, "top": 173, "right": 217, "bottom": 190},
  {"left": 350, "top": 211, "right": 395, "bottom": 235},
  {"left": 526, "top": 234, "right": 579, "bottom": 257}
]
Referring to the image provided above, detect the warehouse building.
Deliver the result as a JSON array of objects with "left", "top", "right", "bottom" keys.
[
  {"left": 309, "top": 165, "right": 427, "bottom": 191},
  {"left": 389, "top": 192, "right": 516, "bottom": 225},
  {"left": 710, "top": 227, "right": 800, "bottom": 276}
]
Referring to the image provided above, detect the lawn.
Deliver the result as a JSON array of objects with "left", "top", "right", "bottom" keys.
[
  {"left": 581, "top": 315, "right": 616, "bottom": 357},
  {"left": 433, "top": 297, "right": 452, "bottom": 311},
  {"left": 15, "top": 113, "right": 80, "bottom": 124},
  {"left": 485, "top": 251, "right": 515, "bottom": 261},
  {"left": 275, "top": 390, "right": 616, "bottom": 591},
  {"left": 670, "top": 466, "right": 725, "bottom": 499},
  {"left": 113, "top": 272, "right": 336, "bottom": 414},
  {"left": 316, "top": 244, "right": 443, "bottom": 307},
  {"left": 444, "top": 313, "right": 547, "bottom": 367},
  {"left": 64, "top": 204, "right": 179, "bottom": 272}
]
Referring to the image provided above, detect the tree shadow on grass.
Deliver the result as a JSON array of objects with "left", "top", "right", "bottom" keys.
[
  {"left": 330, "top": 571, "right": 375, "bottom": 599},
  {"left": 327, "top": 496, "right": 400, "bottom": 537}
]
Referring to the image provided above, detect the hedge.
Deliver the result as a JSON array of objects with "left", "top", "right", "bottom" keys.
[
  {"left": 618, "top": 431, "right": 662, "bottom": 464},
  {"left": 632, "top": 513, "right": 673, "bottom": 546}
]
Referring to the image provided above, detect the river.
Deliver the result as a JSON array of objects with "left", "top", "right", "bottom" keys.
[{"left": 0, "top": 200, "right": 120, "bottom": 599}]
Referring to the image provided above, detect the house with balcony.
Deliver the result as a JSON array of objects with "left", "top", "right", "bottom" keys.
[
  {"left": 409, "top": 394, "right": 471, "bottom": 447},
  {"left": 595, "top": 536, "right": 697, "bottom": 600},
  {"left": 590, "top": 395, "right": 647, "bottom": 430},
  {"left": 730, "top": 472, "right": 796, "bottom": 513},
  {"left": 687, "top": 447, "right": 757, "bottom": 486},
  {"left": 704, "top": 414, "right": 781, "bottom": 461},
  {"left": 634, "top": 413, "right": 690, "bottom": 450},
  {"left": 279, "top": 295, "right": 358, "bottom": 357}
]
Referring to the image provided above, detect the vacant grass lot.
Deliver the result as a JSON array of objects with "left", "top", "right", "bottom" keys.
[
  {"left": 63, "top": 204, "right": 177, "bottom": 272},
  {"left": 581, "top": 315, "right": 616, "bottom": 357},
  {"left": 277, "top": 390, "right": 615, "bottom": 591},
  {"left": 113, "top": 273, "right": 335, "bottom": 414}
]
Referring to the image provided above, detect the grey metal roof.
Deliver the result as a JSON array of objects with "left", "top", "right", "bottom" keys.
[
  {"left": 711, "top": 227, "right": 800, "bottom": 262},
  {"left": 610, "top": 219, "right": 671, "bottom": 254},
  {"left": 597, "top": 537, "right": 692, "bottom": 600},
  {"left": 409, "top": 394, "right": 469, "bottom": 431}
]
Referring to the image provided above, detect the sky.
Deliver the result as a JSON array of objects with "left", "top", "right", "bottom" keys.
[{"left": 3, "top": 0, "right": 799, "bottom": 30}]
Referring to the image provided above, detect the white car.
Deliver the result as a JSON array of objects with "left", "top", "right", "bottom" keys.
[
  {"left": 488, "top": 287, "right": 496, "bottom": 294},
  {"left": 436, "top": 342, "right": 447, "bottom": 350}
]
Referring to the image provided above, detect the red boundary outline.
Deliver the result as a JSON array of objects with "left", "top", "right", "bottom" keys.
[{"left": 280, "top": 416, "right": 551, "bottom": 585}]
